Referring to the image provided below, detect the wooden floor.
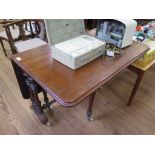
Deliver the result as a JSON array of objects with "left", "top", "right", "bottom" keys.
[{"left": 0, "top": 28, "right": 155, "bottom": 135}]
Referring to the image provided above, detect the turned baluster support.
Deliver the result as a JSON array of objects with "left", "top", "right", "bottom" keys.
[
  {"left": 29, "top": 78, "right": 48, "bottom": 124},
  {"left": 24, "top": 73, "right": 48, "bottom": 125},
  {"left": 25, "top": 75, "right": 35, "bottom": 109}
]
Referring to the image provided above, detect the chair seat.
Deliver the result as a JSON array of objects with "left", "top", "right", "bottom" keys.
[
  {"left": 0, "top": 27, "right": 30, "bottom": 40},
  {"left": 15, "top": 38, "right": 47, "bottom": 52}
]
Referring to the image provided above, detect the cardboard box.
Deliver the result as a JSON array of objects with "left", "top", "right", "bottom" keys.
[{"left": 134, "top": 39, "right": 155, "bottom": 67}]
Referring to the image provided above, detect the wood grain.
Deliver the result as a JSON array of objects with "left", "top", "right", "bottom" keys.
[
  {"left": 1, "top": 25, "right": 155, "bottom": 135},
  {"left": 10, "top": 41, "right": 149, "bottom": 107},
  {"left": 1, "top": 48, "right": 155, "bottom": 134}
]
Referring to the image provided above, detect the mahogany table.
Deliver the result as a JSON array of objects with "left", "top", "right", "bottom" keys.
[{"left": 11, "top": 41, "right": 149, "bottom": 125}]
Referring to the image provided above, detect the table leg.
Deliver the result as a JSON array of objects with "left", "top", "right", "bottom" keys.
[
  {"left": 25, "top": 76, "right": 35, "bottom": 108},
  {"left": 24, "top": 74, "right": 48, "bottom": 125},
  {"left": 42, "top": 89, "right": 50, "bottom": 107},
  {"left": 87, "top": 92, "right": 96, "bottom": 121},
  {"left": 42, "top": 89, "right": 56, "bottom": 109},
  {"left": 127, "top": 71, "right": 145, "bottom": 106},
  {"left": 29, "top": 78, "right": 48, "bottom": 124}
]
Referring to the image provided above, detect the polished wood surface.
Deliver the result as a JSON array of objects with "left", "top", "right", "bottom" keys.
[
  {"left": 0, "top": 24, "right": 155, "bottom": 133},
  {"left": 1, "top": 50, "right": 155, "bottom": 134},
  {"left": 11, "top": 41, "right": 149, "bottom": 107}
]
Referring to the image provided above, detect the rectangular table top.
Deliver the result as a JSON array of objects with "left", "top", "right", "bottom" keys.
[{"left": 11, "top": 39, "right": 149, "bottom": 107}]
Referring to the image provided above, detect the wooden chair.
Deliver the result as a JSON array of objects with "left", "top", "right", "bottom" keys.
[
  {"left": 2, "top": 19, "right": 47, "bottom": 55},
  {"left": 0, "top": 19, "right": 21, "bottom": 56},
  {"left": 6, "top": 20, "right": 51, "bottom": 123}
]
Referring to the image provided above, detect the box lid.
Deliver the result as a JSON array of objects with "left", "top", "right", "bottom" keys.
[{"left": 45, "top": 19, "right": 85, "bottom": 45}]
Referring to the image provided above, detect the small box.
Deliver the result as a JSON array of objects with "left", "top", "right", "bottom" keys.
[
  {"left": 134, "top": 39, "right": 155, "bottom": 67},
  {"left": 45, "top": 19, "right": 106, "bottom": 69}
]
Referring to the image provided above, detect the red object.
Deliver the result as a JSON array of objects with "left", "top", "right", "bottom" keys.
[{"left": 136, "top": 25, "right": 143, "bottom": 31}]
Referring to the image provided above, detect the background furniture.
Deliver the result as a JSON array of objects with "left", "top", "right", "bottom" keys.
[
  {"left": 1, "top": 19, "right": 47, "bottom": 55},
  {"left": 84, "top": 19, "right": 97, "bottom": 30},
  {"left": 127, "top": 59, "right": 155, "bottom": 106},
  {"left": 84, "top": 19, "right": 155, "bottom": 30},
  {"left": 135, "top": 19, "right": 155, "bottom": 26},
  {"left": 87, "top": 28, "right": 155, "bottom": 106},
  {"left": 11, "top": 41, "right": 149, "bottom": 124},
  {"left": 0, "top": 19, "right": 19, "bottom": 56}
]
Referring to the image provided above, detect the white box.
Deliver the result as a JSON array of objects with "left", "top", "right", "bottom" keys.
[
  {"left": 45, "top": 19, "right": 106, "bottom": 69},
  {"left": 52, "top": 35, "right": 106, "bottom": 69}
]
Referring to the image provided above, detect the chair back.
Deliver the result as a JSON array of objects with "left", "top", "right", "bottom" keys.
[{"left": 3, "top": 19, "right": 41, "bottom": 54}]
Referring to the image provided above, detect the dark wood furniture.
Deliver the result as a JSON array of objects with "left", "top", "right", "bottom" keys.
[
  {"left": 0, "top": 19, "right": 17, "bottom": 56},
  {"left": 135, "top": 19, "right": 155, "bottom": 26},
  {"left": 0, "top": 19, "right": 46, "bottom": 56},
  {"left": 3, "top": 19, "right": 41, "bottom": 54},
  {"left": 84, "top": 19, "right": 154, "bottom": 29},
  {"left": 84, "top": 19, "right": 97, "bottom": 30},
  {"left": 11, "top": 40, "right": 149, "bottom": 124}
]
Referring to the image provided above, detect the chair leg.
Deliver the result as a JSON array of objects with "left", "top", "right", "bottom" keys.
[
  {"left": 127, "top": 71, "right": 145, "bottom": 106},
  {"left": 0, "top": 39, "right": 7, "bottom": 56}
]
